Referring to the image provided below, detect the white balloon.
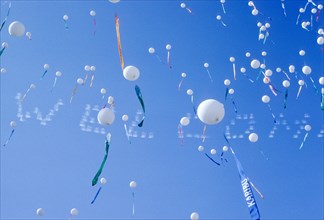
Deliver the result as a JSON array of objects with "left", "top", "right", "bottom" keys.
[
  {"left": 299, "top": 50, "right": 305, "bottom": 56},
  {"left": 248, "top": 1, "right": 254, "bottom": 7},
  {"left": 8, "top": 21, "right": 25, "bottom": 37},
  {"left": 288, "top": 65, "right": 295, "bottom": 73},
  {"left": 250, "top": 59, "right": 260, "bottom": 69},
  {"left": 108, "top": 96, "right": 114, "bottom": 105},
  {"left": 30, "top": 84, "right": 36, "bottom": 89},
  {"left": 299, "top": 8, "right": 305, "bottom": 13},
  {"left": 318, "top": 4, "right": 323, "bottom": 10},
  {"left": 263, "top": 77, "right": 270, "bottom": 84},
  {"left": 302, "top": 65, "right": 312, "bottom": 75},
  {"left": 2, "top": 42, "right": 8, "bottom": 48},
  {"left": 318, "top": 28, "right": 324, "bottom": 35},
  {"left": 77, "top": 78, "right": 84, "bottom": 85},
  {"left": 261, "top": 51, "right": 267, "bottom": 56},
  {"left": 26, "top": 31, "right": 31, "bottom": 38},
  {"left": 190, "top": 212, "right": 199, "bottom": 220},
  {"left": 265, "top": 69, "right": 272, "bottom": 77},
  {"left": 259, "top": 33, "right": 265, "bottom": 39},
  {"left": 55, "top": 71, "right": 62, "bottom": 77},
  {"left": 262, "top": 95, "right": 270, "bottom": 103},
  {"left": 298, "top": 80, "right": 305, "bottom": 86},
  {"left": 70, "top": 208, "right": 78, "bottom": 216},
  {"left": 123, "top": 65, "right": 140, "bottom": 81},
  {"left": 1, "top": 68, "right": 7, "bottom": 74},
  {"left": 257, "top": 22, "right": 262, "bottom": 27},
  {"left": 222, "top": 146, "right": 228, "bottom": 151},
  {"left": 321, "top": 88, "right": 324, "bottom": 94},
  {"left": 276, "top": 67, "right": 281, "bottom": 72},
  {"left": 317, "top": 36, "right": 324, "bottom": 45},
  {"left": 90, "top": 66, "right": 96, "bottom": 71},
  {"left": 216, "top": 15, "right": 222, "bottom": 20},
  {"left": 166, "top": 44, "right": 171, "bottom": 50},
  {"left": 63, "top": 15, "right": 69, "bottom": 21},
  {"left": 10, "top": 120, "right": 17, "bottom": 128},
  {"left": 319, "top": 77, "right": 324, "bottom": 85},
  {"left": 240, "top": 67, "right": 246, "bottom": 73},
  {"left": 311, "top": 8, "right": 317, "bottom": 14},
  {"left": 305, "top": 124, "right": 311, "bottom": 131},
  {"left": 198, "top": 145, "right": 204, "bottom": 152},
  {"left": 224, "top": 79, "right": 231, "bottom": 86},
  {"left": 100, "top": 177, "right": 107, "bottom": 184},
  {"left": 130, "top": 181, "right": 137, "bottom": 188},
  {"left": 180, "top": 3, "right": 186, "bottom": 8},
  {"left": 109, "top": 0, "right": 120, "bottom": 3},
  {"left": 187, "top": 89, "right": 193, "bottom": 96},
  {"left": 122, "top": 114, "right": 129, "bottom": 122},
  {"left": 301, "top": 21, "right": 308, "bottom": 28},
  {"left": 260, "top": 26, "right": 266, "bottom": 31},
  {"left": 228, "top": 88, "right": 234, "bottom": 94},
  {"left": 245, "top": 52, "right": 251, "bottom": 57},
  {"left": 148, "top": 47, "right": 155, "bottom": 54},
  {"left": 260, "top": 64, "right": 266, "bottom": 69},
  {"left": 180, "top": 117, "right": 190, "bottom": 126},
  {"left": 282, "top": 80, "right": 290, "bottom": 88},
  {"left": 100, "top": 88, "right": 107, "bottom": 94},
  {"left": 197, "top": 99, "right": 225, "bottom": 125},
  {"left": 84, "top": 65, "right": 91, "bottom": 71},
  {"left": 229, "top": 57, "right": 235, "bottom": 62},
  {"left": 220, "top": 0, "right": 225, "bottom": 3},
  {"left": 204, "top": 63, "right": 209, "bottom": 68},
  {"left": 252, "top": 8, "right": 259, "bottom": 16},
  {"left": 181, "top": 72, "right": 187, "bottom": 78},
  {"left": 36, "top": 208, "right": 44, "bottom": 216},
  {"left": 248, "top": 133, "right": 258, "bottom": 142},
  {"left": 97, "top": 108, "right": 115, "bottom": 125},
  {"left": 44, "top": 64, "right": 49, "bottom": 70},
  {"left": 210, "top": 149, "right": 216, "bottom": 155},
  {"left": 265, "top": 23, "right": 270, "bottom": 28},
  {"left": 90, "top": 10, "right": 96, "bottom": 16}
]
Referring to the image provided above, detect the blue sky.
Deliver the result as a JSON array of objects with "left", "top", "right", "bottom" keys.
[{"left": 1, "top": 0, "right": 323, "bottom": 219}]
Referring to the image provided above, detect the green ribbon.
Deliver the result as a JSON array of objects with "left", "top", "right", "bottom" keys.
[
  {"left": 135, "top": 85, "right": 145, "bottom": 127},
  {"left": 92, "top": 134, "right": 111, "bottom": 186}
]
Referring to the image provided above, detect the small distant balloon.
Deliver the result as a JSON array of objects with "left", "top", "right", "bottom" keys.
[
  {"left": 224, "top": 79, "right": 231, "bottom": 86},
  {"left": 302, "top": 65, "right": 311, "bottom": 75},
  {"left": 240, "top": 67, "right": 246, "bottom": 73},
  {"left": 276, "top": 67, "right": 281, "bottom": 72},
  {"left": 204, "top": 63, "right": 209, "bottom": 68},
  {"left": 10, "top": 121, "right": 17, "bottom": 128},
  {"left": 282, "top": 80, "right": 290, "bottom": 88},
  {"left": 130, "top": 181, "right": 137, "bottom": 188},
  {"left": 180, "top": 117, "right": 190, "bottom": 126},
  {"left": 77, "top": 78, "right": 84, "bottom": 85},
  {"left": 181, "top": 72, "right": 187, "bottom": 78},
  {"left": 198, "top": 145, "right": 204, "bottom": 151},
  {"left": 55, "top": 71, "right": 62, "bottom": 77},
  {"left": 1, "top": 68, "right": 6, "bottom": 74},
  {"left": 229, "top": 57, "right": 235, "bottom": 62},
  {"left": 108, "top": 96, "right": 114, "bottom": 105},
  {"left": 223, "top": 146, "right": 228, "bottom": 151},
  {"left": 265, "top": 69, "right": 273, "bottom": 77},
  {"left": 148, "top": 47, "right": 155, "bottom": 54},
  {"left": 187, "top": 89, "right": 193, "bottom": 96},
  {"left": 180, "top": 3, "right": 186, "bottom": 8},
  {"left": 109, "top": 0, "right": 120, "bottom": 3},
  {"left": 123, "top": 65, "right": 140, "bottom": 81},
  {"left": 317, "top": 36, "right": 324, "bottom": 45},
  {"left": 70, "top": 208, "right": 78, "bottom": 216},
  {"left": 298, "top": 80, "right": 305, "bottom": 86},
  {"left": 85, "top": 65, "right": 91, "bottom": 71},
  {"left": 100, "top": 88, "right": 107, "bottom": 94},
  {"left": 262, "top": 95, "right": 270, "bottom": 103},
  {"left": 26, "top": 31, "right": 32, "bottom": 39},
  {"left": 8, "top": 21, "right": 25, "bottom": 37},
  {"left": 44, "top": 64, "right": 49, "bottom": 70},
  {"left": 249, "top": 133, "right": 259, "bottom": 142},
  {"left": 190, "top": 212, "right": 199, "bottom": 220},
  {"left": 245, "top": 52, "right": 251, "bottom": 57},
  {"left": 122, "top": 114, "right": 129, "bottom": 121},
  {"left": 260, "top": 64, "right": 266, "bottom": 69},
  {"left": 90, "top": 10, "right": 96, "bottom": 16},
  {"left": 100, "top": 177, "right": 107, "bottom": 184},
  {"left": 228, "top": 88, "right": 235, "bottom": 94},
  {"left": 252, "top": 8, "right": 259, "bottom": 16},
  {"left": 36, "top": 208, "right": 44, "bottom": 216},
  {"left": 305, "top": 125, "right": 312, "bottom": 132},
  {"left": 90, "top": 66, "right": 96, "bottom": 71},
  {"left": 261, "top": 51, "right": 267, "bottom": 56},
  {"left": 63, "top": 15, "right": 69, "bottom": 21},
  {"left": 288, "top": 65, "right": 295, "bottom": 73},
  {"left": 299, "top": 50, "right": 305, "bottom": 56},
  {"left": 263, "top": 77, "right": 270, "bottom": 84},
  {"left": 166, "top": 44, "right": 171, "bottom": 50},
  {"left": 210, "top": 149, "right": 216, "bottom": 155},
  {"left": 319, "top": 77, "right": 324, "bottom": 85}
]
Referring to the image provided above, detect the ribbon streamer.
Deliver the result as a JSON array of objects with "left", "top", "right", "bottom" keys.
[
  {"left": 267, "top": 104, "right": 277, "bottom": 123},
  {"left": 321, "top": 93, "right": 324, "bottom": 110},
  {"left": 124, "top": 124, "right": 131, "bottom": 144},
  {"left": 41, "top": 70, "right": 48, "bottom": 79},
  {"left": 178, "top": 78, "right": 184, "bottom": 91},
  {"left": 91, "top": 187, "right": 102, "bottom": 204},
  {"left": 132, "top": 191, "right": 135, "bottom": 215},
  {"left": 296, "top": 85, "right": 303, "bottom": 99},
  {"left": 93, "top": 17, "right": 97, "bottom": 36},
  {"left": 231, "top": 96, "right": 238, "bottom": 114},
  {"left": 225, "top": 88, "right": 229, "bottom": 101},
  {"left": 282, "top": 71, "right": 290, "bottom": 80},
  {"left": 2, "top": 129, "right": 15, "bottom": 147},
  {"left": 90, "top": 74, "right": 95, "bottom": 87},
  {"left": 220, "top": 151, "right": 228, "bottom": 165},
  {"left": 92, "top": 133, "right": 111, "bottom": 186},
  {"left": 115, "top": 15, "right": 125, "bottom": 70},
  {"left": 221, "top": 3, "right": 226, "bottom": 14},
  {"left": 167, "top": 50, "right": 172, "bottom": 69},
  {"left": 0, "top": 47, "right": 6, "bottom": 57},
  {"left": 0, "top": 2, "right": 11, "bottom": 32},
  {"left": 284, "top": 89, "right": 288, "bottom": 109},
  {"left": 249, "top": 180, "right": 265, "bottom": 199},
  {"left": 202, "top": 124, "right": 207, "bottom": 142},
  {"left": 21, "top": 85, "right": 34, "bottom": 102},
  {"left": 230, "top": 147, "right": 261, "bottom": 220},
  {"left": 70, "top": 83, "right": 79, "bottom": 103},
  {"left": 281, "top": 0, "right": 287, "bottom": 17},
  {"left": 232, "top": 63, "right": 236, "bottom": 80},
  {"left": 299, "top": 132, "right": 309, "bottom": 150},
  {"left": 206, "top": 68, "right": 213, "bottom": 82},
  {"left": 83, "top": 74, "right": 89, "bottom": 85},
  {"left": 51, "top": 77, "right": 58, "bottom": 92},
  {"left": 268, "top": 83, "right": 278, "bottom": 96},
  {"left": 190, "top": 95, "right": 197, "bottom": 116},
  {"left": 316, "top": 9, "right": 321, "bottom": 22},
  {"left": 63, "top": 20, "right": 69, "bottom": 29},
  {"left": 178, "top": 124, "right": 184, "bottom": 145},
  {"left": 308, "top": 76, "right": 318, "bottom": 94},
  {"left": 135, "top": 85, "right": 145, "bottom": 127},
  {"left": 205, "top": 153, "right": 220, "bottom": 166}
]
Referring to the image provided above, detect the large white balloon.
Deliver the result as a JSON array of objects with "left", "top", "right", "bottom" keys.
[
  {"left": 261, "top": 95, "right": 270, "bottom": 103},
  {"left": 123, "top": 65, "right": 140, "bottom": 81},
  {"left": 8, "top": 21, "right": 25, "bottom": 37},
  {"left": 282, "top": 80, "right": 290, "bottom": 88},
  {"left": 190, "top": 212, "right": 199, "bottom": 220},
  {"left": 250, "top": 59, "right": 260, "bottom": 69},
  {"left": 97, "top": 108, "right": 115, "bottom": 125},
  {"left": 197, "top": 99, "right": 225, "bottom": 125},
  {"left": 36, "top": 208, "right": 44, "bottom": 216},
  {"left": 248, "top": 133, "right": 258, "bottom": 142},
  {"left": 302, "top": 65, "right": 312, "bottom": 75},
  {"left": 180, "top": 117, "right": 190, "bottom": 126}
]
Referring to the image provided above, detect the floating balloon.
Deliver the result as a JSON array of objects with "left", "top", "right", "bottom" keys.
[
  {"left": 305, "top": 124, "right": 312, "bottom": 132},
  {"left": 90, "top": 10, "right": 96, "bottom": 16},
  {"left": 216, "top": 15, "right": 227, "bottom": 26},
  {"left": 63, "top": 15, "right": 69, "bottom": 29},
  {"left": 97, "top": 108, "right": 115, "bottom": 125},
  {"left": 26, "top": 31, "right": 31, "bottom": 40},
  {"left": 224, "top": 79, "right": 231, "bottom": 86},
  {"left": 166, "top": 44, "right": 172, "bottom": 68},
  {"left": 8, "top": 21, "right": 25, "bottom": 37},
  {"left": 288, "top": 65, "right": 295, "bottom": 73},
  {"left": 70, "top": 208, "right": 78, "bottom": 216},
  {"left": 148, "top": 47, "right": 155, "bottom": 54},
  {"left": 122, "top": 114, "right": 129, "bottom": 121},
  {"left": 197, "top": 99, "right": 225, "bottom": 125},
  {"left": 109, "top": 0, "right": 120, "bottom": 3},
  {"left": 100, "top": 88, "right": 106, "bottom": 94},
  {"left": 250, "top": 59, "right": 260, "bottom": 69},
  {"left": 180, "top": 117, "right": 190, "bottom": 126},
  {"left": 252, "top": 8, "right": 259, "bottom": 15},
  {"left": 85, "top": 65, "right": 91, "bottom": 71},
  {"left": 198, "top": 145, "right": 204, "bottom": 152},
  {"left": 187, "top": 89, "right": 193, "bottom": 96},
  {"left": 249, "top": 133, "right": 258, "bottom": 142},
  {"left": 223, "top": 146, "right": 229, "bottom": 151},
  {"left": 100, "top": 177, "right": 107, "bottom": 184},
  {"left": 265, "top": 69, "right": 273, "bottom": 77},
  {"left": 1, "top": 68, "right": 6, "bottom": 74},
  {"left": 123, "top": 65, "right": 140, "bottom": 81},
  {"left": 130, "top": 181, "right": 137, "bottom": 188},
  {"left": 77, "top": 78, "right": 84, "bottom": 85},
  {"left": 302, "top": 65, "right": 312, "bottom": 75},
  {"left": 299, "top": 50, "right": 305, "bottom": 56},
  {"left": 36, "top": 208, "right": 44, "bottom": 216},
  {"left": 283, "top": 80, "right": 290, "bottom": 88},
  {"left": 245, "top": 52, "right": 251, "bottom": 57},
  {"left": 190, "top": 212, "right": 199, "bottom": 220},
  {"left": 317, "top": 36, "right": 324, "bottom": 45},
  {"left": 262, "top": 95, "right": 270, "bottom": 103},
  {"left": 319, "top": 77, "right": 324, "bottom": 85},
  {"left": 229, "top": 88, "right": 234, "bottom": 94},
  {"left": 261, "top": 51, "right": 267, "bottom": 56},
  {"left": 210, "top": 149, "right": 216, "bottom": 155}
]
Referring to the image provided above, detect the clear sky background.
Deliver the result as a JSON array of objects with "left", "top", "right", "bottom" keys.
[{"left": 1, "top": 0, "right": 323, "bottom": 219}]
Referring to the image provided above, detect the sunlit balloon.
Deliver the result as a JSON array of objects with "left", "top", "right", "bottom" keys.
[
  {"left": 262, "top": 95, "right": 270, "bottom": 103},
  {"left": 261, "top": 51, "right": 267, "bottom": 56},
  {"left": 252, "top": 8, "right": 258, "bottom": 15},
  {"left": 108, "top": 96, "right": 114, "bottom": 105},
  {"left": 248, "top": 133, "right": 258, "bottom": 142},
  {"left": 276, "top": 67, "right": 281, "bottom": 72},
  {"left": 240, "top": 67, "right": 246, "bottom": 73},
  {"left": 317, "top": 36, "right": 324, "bottom": 45},
  {"left": 223, "top": 145, "right": 228, "bottom": 151},
  {"left": 55, "top": 71, "right": 62, "bottom": 77},
  {"left": 224, "top": 79, "right": 231, "bottom": 86},
  {"left": 180, "top": 117, "right": 190, "bottom": 126},
  {"left": 299, "top": 50, "right": 305, "bottom": 56},
  {"left": 265, "top": 23, "right": 270, "bottom": 28},
  {"left": 260, "top": 64, "right": 266, "bottom": 69},
  {"left": 265, "top": 69, "right": 272, "bottom": 77},
  {"left": 10, "top": 121, "right": 17, "bottom": 128},
  {"left": 216, "top": 15, "right": 222, "bottom": 20},
  {"left": 245, "top": 52, "right": 251, "bottom": 57},
  {"left": 288, "top": 65, "right": 295, "bottom": 73},
  {"left": 318, "top": 28, "right": 324, "bottom": 35},
  {"left": 259, "top": 33, "right": 265, "bottom": 39},
  {"left": 70, "top": 208, "right": 78, "bottom": 216},
  {"left": 130, "top": 181, "right": 137, "bottom": 188},
  {"left": 260, "top": 26, "right": 266, "bottom": 31},
  {"left": 181, "top": 72, "right": 187, "bottom": 78},
  {"left": 8, "top": 21, "right": 25, "bottom": 37},
  {"left": 122, "top": 114, "right": 129, "bottom": 122},
  {"left": 187, "top": 89, "right": 193, "bottom": 96},
  {"left": 63, "top": 15, "right": 69, "bottom": 21},
  {"left": 148, "top": 47, "right": 155, "bottom": 54},
  {"left": 77, "top": 78, "right": 84, "bottom": 85},
  {"left": 123, "top": 65, "right": 140, "bottom": 81},
  {"left": 190, "top": 212, "right": 199, "bottom": 220},
  {"left": 85, "top": 65, "right": 91, "bottom": 71},
  {"left": 166, "top": 44, "right": 171, "bottom": 50},
  {"left": 319, "top": 77, "right": 324, "bottom": 85},
  {"left": 44, "top": 64, "right": 49, "bottom": 70},
  {"left": 257, "top": 22, "right": 262, "bottom": 27},
  {"left": 100, "top": 88, "right": 107, "bottom": 94},
  {"left": 90, "top": 66, "right": 96, "bottom": 71},
  {"left": 198, "top": 145, "right": 204, "bottom": 152},
  {"left": 282, "top": 80, "right": 290, "bottom": 88},
  {"left": 36, "top": 208, "right": 44, "bottom": 216},
  {"left": 180, "top": 3, "right": 186, "bottom": 8},
  {"left": 97, "top": 108, "right": 115, "bottom": 125},
  {"left": 299, "top": 8, "right": 305, "bottom": 13},
  {"left": 90, "top": 10, "right": 96, "bottom": 16},
  {"left": 26, "top": 31, "right": 32, "bottom": 39},
  {"left": 263, "top": 77, "right": 270, "bottom": 84},
  {"left": 250, "top": 59, "right": 260, "bottom": 69},
  {"left": 318, "top": 4, "right": 323, "bottom": 9},
  {"left": 1, "top": 68, "right": 6, "bottom": 74},
  {"left": 197, "top": 99, "right": 225, "bottom": 125},
  {"left": 228, "top": 88, "right": 234, "bottom": 94},
  {"left": 204, "top": 63, "right": 209, "bottom": 68},
  {"left": 298, "top": 80, "right": 305, "bottom": 86},
  {"left": 100, "top": 177, "right": 107, "bottom": 184},
  {"left": 311, "top": 8, "right": 317, "bottom": 14},
  {"left": 305, "top": 125, "right": 311, "bottom": 132},
  {"left": 302, "top": 65, "right": 312, "bottom": 75},
  {"left": 229, "top": 57, "right": 235, "bottom": 62},
  {"left": 210, "top": 149, "right": 216, "bottom": 155}
]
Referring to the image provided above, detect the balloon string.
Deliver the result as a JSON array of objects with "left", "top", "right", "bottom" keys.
[
  {"left": 282, "top": 71, "right": 290, "bottom": 80},
  {"left": 257, "top": 146, "right": 269, "bottom": 160},
  {"left": 90, "top": 74, "right": 95, "bottom": 87},
  {"left": 299, "top": 132, "right": 309, "bottom": 150},
  {"left": 206, "top": 68, "right": 213, "bottom": 82},
  {"left": 41, "top": 70, "right": 48, "bottom": 79},
  {"left": 308, "top": 76, "right": 318, "bottom": 94},
  {"left": 202, "top": 124, "right": 207, "bottom": 142},
  {"left": 91, "top": 186, "right": 102, "bottom": 204},
  {"left": 220, "top": 20, "right": 227, "bottom": 27},
  {"left": 92, "top": 136, "right": 110, "bottom": 186},
  {"left": 83, "top": 74, "right": 88, "bottom": 85},
  {"left": 0, "top": 47, "right": 5, "bottom": 57},
  {"left": 124, "top": 124, "right": 131, "bottom": 144},
  {"left": 269, "top": 83, "right": 278, "bottom": 96},
  {"left": 225, "top": 88, "right": 229, "bottom": 101},
  {"left": 296, "top": 85, "right": 303, "bottom": 99},
  {"left": 70, "top": 83, "right": 79, "bottom": 103},
  {"left": 316, "top": 10, "right": 321, "bottom": 22},
  {"left": 93, "top": 18, "right": 96, "bottom": 36},
  {"left": 178, "top": 78, "right": 184, "bottom": 91},
  {"left": 154, "top": 53, "right": 163, "bottom": 63},
  {"left": 244, "top": 74, "right": 254, "bottom": 83},
  {"left": 221, "top": 3, "right": 226, "bottom": 14},
  {"left": 51, "top": 77, "right": 58, "bottom": 92},
  {"left": 167, "top": 50, "right": 172, "bottom": 69},
  {"left": 249, "top": 180, "right": 265, "bottom": 199},
  {"left": 135, "top": 85, "right": 145, "bottom": 127},
  {"left": 321, "top": 93, "right": 324, "bottom": 110},
  {"left": 263, "top": 31, "right": 269, "bottom": 44},
  {"left": 232, "top": 63, "right": 236, "bottom": 80},
  {"left": 64, "top": 20, "right": 69, "bottom": 30},
  {"left": 231, "top": 96, "right": 238, "bottom": 114},
  {"left": 204, "top": 153, "right": 221, "bottom": 166},
  {"left": 296, "top": 13, "right": 301, "bottom": 25},
  {"left": 132, "top": 191, "right": 135, "bottom": 215},
  {"left": 0, "top": 1, "right": 11, "bottom": 32},
  {"left": 21, "top": 86, "right": 33, "bottom": 102},
  {"left": 284, "top": 89, "right": 288, "bottom": 109},
  {"left": 178, "top": 124, "right": 184, "bottom": 145},
  {"left": 220, "top": 152, "right": 228, "bottom": 166},
  {"left": 223, "top": 133, "right": 231, "bottom": 146},
  {"left": 2, "top": 129, "right": 15, "bottom": 147},
  {"left": 185, "top": 7, "right": 192, "bottom": 14},
  {"left": 115, "top": 15, "right": 124, "bottom": 70},
  {"left": 190, "top": 95, "right": 197, "bottom": 116},
  {"left": 267, "top": 104, "right": 277, "bottom": 123},
  {"left": 281, "top": 0, "right": 287, "bottom": 17}
]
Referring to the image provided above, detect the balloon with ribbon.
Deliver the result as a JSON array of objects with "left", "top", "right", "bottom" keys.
[
  {"left": 41, "top": 64, "right": 50, "bottom": 79},
  {"left": 70, "top": 78, "right": 84, "bottom": 103},
  {"left": 51, "top": 71, "right": 62, "bottom": 91},
  {"left": 180, "top": 2, "right": 193, "bottom": 14},
  {"left": 129, "top": 180, "right": 137, "bottom": 215},
  {"left": 63, "top": 15, "right": 69, "bottom": 29},
  {"left": 0, "top": 42, "right": 9, "bottom": 57},
  {"left": 178, "top": 72, "right": 186, "bottom": 91},
  {"left": 216, "top": 15, "right": 227, "bottom": 26},
  {"left": 282, "top": 80, "right": 290, "bottom": 109},
  {"left": 220, "top": 0, "right": 226, "bottom": 13},
  {"left": 91, "top": 177, "right": 107, "bottom": 204},
  {"left": 148, "top": 47, "right": 163, "bottom": 64},
  {"left": 300, "top": 125, "right": 311, "bottom": 150},
  {"left": 166, "top": 44, "right": 172, "bottom": 68},
  {"left": 21, "top": 83, "right": 36, "bottom": 102},
  {"left": 2, "top": 121, "right": 16, "bottom": 147},
  {"left": 90, "top": 10, "right": 96, "bottom": 36},
  {"left": 262, "top": 95, "right": 276, "bottom": 123},
  {"left": 122, "top": 114, "right": 131, "bottom": 143},
  {"left": 204, "top": 63, "right": 213, "bottom": 82}
]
